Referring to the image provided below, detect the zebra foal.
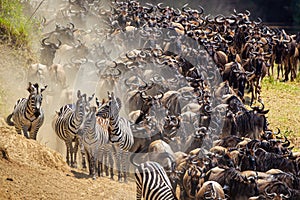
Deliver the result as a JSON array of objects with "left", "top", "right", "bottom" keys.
[{"left": 6, "top": 82, "right": 47, "bottom": 140}]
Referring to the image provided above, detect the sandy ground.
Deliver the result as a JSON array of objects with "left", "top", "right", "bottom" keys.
[{"left": 0, "top": 121, "right": 136, "bottom": 200}]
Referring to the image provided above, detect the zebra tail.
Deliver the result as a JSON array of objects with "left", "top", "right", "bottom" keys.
[
  {"left": 129, "top": 152, "right": 141, "bottom": 169},
  {"left": 6, "top": 113, "right": 14, "bottom": 126}
]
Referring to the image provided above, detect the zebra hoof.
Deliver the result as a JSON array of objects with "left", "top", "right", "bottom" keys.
[{"left": 92, "top": 176, "right": 96, "bottom": 180}]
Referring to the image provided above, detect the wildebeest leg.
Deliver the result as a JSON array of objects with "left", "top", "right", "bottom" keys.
[
  {"left": 277, "top": 64, "right": 281, "bottom": 79},
  {"left": 284, "top": 63, "right": 291, "bottom": 81},
  {"left": 250, "top": 83, "right": 255, "bottom": 106}
]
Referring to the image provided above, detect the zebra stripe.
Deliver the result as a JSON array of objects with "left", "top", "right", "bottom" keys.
[
  {"left": 6, "top": 82, "right": 47, "bottom": 140},
  {"left": 96, "top": 116, "right": 114, "bottom": 179},
  {"left": 78, "top": 106, "right": 114, "bottom": 179},
  {"left": 135, "top": 161, "right": 177, "bottom": 200},
  {"left": 96, "top": 92, "right": 134, "bottom": 182},
  {"left": 53, "top": 90, "right": 87, "bottom": 168}
]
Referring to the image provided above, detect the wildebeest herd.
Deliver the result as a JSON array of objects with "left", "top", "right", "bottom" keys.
[{"left": 5, "top": 0, "right": 300, "bottom": 199}]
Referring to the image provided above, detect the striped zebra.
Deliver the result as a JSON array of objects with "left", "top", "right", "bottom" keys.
[
  {"left": 96, "top": 91, "right": 134, "bottom": 182},
  {"left": 130, "top": 153, "right": 178, "bottom": 200},
  {"left": 52, "top": 90, "right": 89, "bottom": 168},
  {"left": 6, "top": 82, "right": 47, "bottom": 140},
  {"left": 78, "top": 104, "right": 114, "bottom": 180},
  {"left": 95, "top": 97, "right": 114, "bottom": 179},
  {"left": 78, "top": 106, "right": 99, "bottom": 179}
]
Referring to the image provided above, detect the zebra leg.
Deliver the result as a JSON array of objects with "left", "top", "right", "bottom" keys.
[
  {"left": 108, "top": 148, "right": 114, "bottom": 180},
  {"left": 116, "top": 149, "right": 122, "bottom": 182},
  {"left": 72, "top": 138, "right": 80, "bottom": 168},
  {"left": 122, "top": 151, "right": 129, "bottom": 183},
  {"left": 104, "top": 148, "right": 109, "bottom": 176},
  {"left": 65, "top": 141, "right": 72, "bottom": 166},
  {"left": 30, "top": 118, "right": 43, "bottom": 140},
  {"left": 91, "top": 155, "right": 96, "bottom": 180},
  {"left": 98, "top": 147, "right": 104, "bottom": 177},
  {"left": 80, "top": 144, "right": 87, "bottom": 170},
  {"left": 87, "top": 153, "right": 92, "bottom": 176}
]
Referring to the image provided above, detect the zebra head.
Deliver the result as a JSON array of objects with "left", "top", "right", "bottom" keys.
[
  {"left": 107, "top": 91, "right": 122, "bottom": 119},
  {"left": 27, "top": 82, "right": 47, "bottom": 117},
  {"left": 84, "top": 93, "right": 95, "bottom": 112},
  {"left": 95, "top": 97, "right": 110, "bottom": 119},
  {"left": 75, "top": 90, "right": 87, "bottom": 116}
]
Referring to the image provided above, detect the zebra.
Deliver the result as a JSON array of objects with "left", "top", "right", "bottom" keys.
[
  {"left": 96, "top": 91, "right": 134, "bottom": 182},
  {"left": 6, "top": 82, "right": 47, "bottom": 140},
  {"left": 52, "top": 90, "right": 91, "bottom": 168},
  {"left": 78, "top": 106, "right": 99, "bottom": 179},
  {"left": 77, "top": 103, "right": 114, "bottom": 180},
  {"left": 130, "top": 153, "right": 178, "bottom": 200},
  {"left": 95, "top": 97, "right": 114, "bottom": 179}
]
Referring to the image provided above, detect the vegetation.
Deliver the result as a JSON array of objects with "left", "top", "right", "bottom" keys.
[
  {"left": 261, "top": 76, "right": 300, "bottom": 150},
  {"left": 0, "top": 0, "right": 36, "bottom": 47}
]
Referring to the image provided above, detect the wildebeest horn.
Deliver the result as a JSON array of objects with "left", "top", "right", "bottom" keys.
[
  {"left": 258, "top": 101, "right": 265, "bottom": 112},
  {"left": 41, "top": 37, "right": 50, "bottom": 46},
  {"left": 68, "top": 22, "right": 75, "bottom": 30},
  {"left": 254, "top": 17, "right": 262, "bottom": 25},
  {"left": 282, "top": 136, "right": 290, "bottom": 147},
  {"left": 274, "top": 127, "right": 281, "bottom": 135},
  {"left": 145, "top": 3, "right": 154, "bottom": 13},
  {"left": 173, "top": 8, "right": 181, "bottom": 16},
  {"left": 140, "top": 91, "right": 150, "bottom": 100},
  {"left": 157, "top": 3, "right": 166, "bottom": 11},
  {"left": 55, "top": 39, "right": 62, "bottom": 49},
  {"left": 264, "top": 185, "right": 277, "bottom": 198},
  {"left": 153, "top": 74, "right": 163, "bottom": 83},
  {"left": 154, "top": 91, "right": 164, "bottom": 100},
  {"left": 112, "top": 68, "right": 121, "bottom": 77},
  {"left": 126, "top": 51, "right": 137, "bottom": 60},
  {"left": 280, "top": 188, "right": 291, "bottom": 199},
  {"left": 138, "top": 51, "right": 146, "bottom": 58},
  {"left": 214, "top": 14, "right": 225, "bottom": 23},
  {"left": 245, "top": 10, "right": 251, "bottom": 16}
]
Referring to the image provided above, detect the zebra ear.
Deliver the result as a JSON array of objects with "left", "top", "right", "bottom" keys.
[
  {"left": 116, "top": 97, "right": 122, "bottom": 108},
  {"left": 88, "top": 93, "right": 95, "bottom": 102},
  {"left": 41, "top": 85, "right": 48, "bottom": 93},
  {"left": 95, "top": 97, "right": 100, "bottom": 107},
  {"left": 27, "top": 82, "right": 33, "bottom": 93},
  {"left": 77, "top": 90, "right": 81, "bottom": 98}
]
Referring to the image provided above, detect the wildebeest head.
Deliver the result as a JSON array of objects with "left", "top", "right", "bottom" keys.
[{"left": 40, "top": 37, "right": 62, "bottom": 66}]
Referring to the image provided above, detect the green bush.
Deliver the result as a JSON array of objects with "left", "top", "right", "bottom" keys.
[{"left": 0, "top": 0, "right": 34, "bottom": 47}]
